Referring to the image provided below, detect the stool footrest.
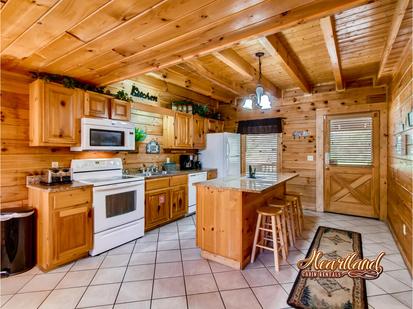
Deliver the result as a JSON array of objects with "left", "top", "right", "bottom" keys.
[{"left": 258, "top": 227, "right": 273, "bottom": 232}]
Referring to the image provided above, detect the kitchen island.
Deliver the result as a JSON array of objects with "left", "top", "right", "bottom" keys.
[{"left": 195, "top": 173, "right": 298, "bottom": 269}]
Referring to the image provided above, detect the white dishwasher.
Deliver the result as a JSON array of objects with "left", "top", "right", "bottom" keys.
[{"left": 188, "top": 172, "right": 207, "bottom": 214}]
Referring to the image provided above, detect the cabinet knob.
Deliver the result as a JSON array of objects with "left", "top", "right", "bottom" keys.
[
  {"left": 157, "top": 205, "right": 161, "bottom": 213},
  {"left": 60, "top": 100, "right": 66, "bottom": 107}
]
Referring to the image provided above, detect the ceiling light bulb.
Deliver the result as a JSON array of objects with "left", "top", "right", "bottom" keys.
[
  {"left": 259, "top": 94, "right": 271, "bottom": 109},
  {"left": 243, "top": 98, "right": 253, "bottom": 109}
]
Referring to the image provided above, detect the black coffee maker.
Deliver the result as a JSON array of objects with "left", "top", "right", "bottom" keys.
[{"left": 180, "top": 155, "right": 194, "bottom": 170}]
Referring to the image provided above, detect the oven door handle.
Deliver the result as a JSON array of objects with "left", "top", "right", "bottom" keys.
[{"left": 93, "top": 181, "right": 144, "bottom": 192}]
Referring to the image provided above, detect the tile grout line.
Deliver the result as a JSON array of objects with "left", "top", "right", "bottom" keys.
[
  {"left": 148, "top": 227, "right": 160, "bottom": 309},
  {"left": 177, "top": 219, "right": 190, "bottom": 309}
]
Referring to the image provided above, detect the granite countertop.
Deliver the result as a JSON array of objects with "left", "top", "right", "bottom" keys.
[
  {"left": 194, "top": 172, "right": 298, "bottom": 193},
  {"left": 125, "top": 168, "right": 217, "bottom": 180},
  {"left": 27, "top": 181, "right": 93, "bottom": 192}
]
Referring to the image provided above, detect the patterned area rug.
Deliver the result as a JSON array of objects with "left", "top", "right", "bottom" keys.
[{"left": 287, "top": 226, "right": 367, "bottom": 309}]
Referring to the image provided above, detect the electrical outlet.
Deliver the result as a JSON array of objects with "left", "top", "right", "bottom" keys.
[
  {"left": 51, "top": 162, "right": 59, "bottom": 168},
  {"left": 403, "top": 224, "right": 407, "bottom": 236},
  {"left": 307, "top": 155, "right": 314, "bottom": 161}
]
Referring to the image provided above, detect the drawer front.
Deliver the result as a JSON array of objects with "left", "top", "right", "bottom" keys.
[
  {"left": 170, "top": 175, "right": 188, "bottom": 187},
  {"left": 145, "top": 177, "right": 170, "bottom": 191},
  {"left": 51, "top": 188, "right": 91, "bottom": 210}
]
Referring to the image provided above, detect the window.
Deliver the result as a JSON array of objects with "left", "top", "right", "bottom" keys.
[
  {"left": 245, "top": 133, "right": 280, "bottom": 174},
  {"left": 329, "top": 116, "right": 373, "bottom": 166}
]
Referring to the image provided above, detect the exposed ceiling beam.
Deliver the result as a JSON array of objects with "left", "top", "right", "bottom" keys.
[
  {"left": 184, "top": 60, "right": 247, "bottom": 97},
  {"left": 146, "top": 68, "right": 233, "bottom": 103},
  {"left": 320, "top": 15, "right": 344, "bottom": 91},
  {"left": 214, "top": 48, "right": 281, "bottom": 98},
  {"left": 377, "top": 0, "right": 410, "bottom": 81},
  {"left": 92, "top": 0, "right": 371, "bottom": 86},
  {"left": 259, "top": 34, "right": 311, "bottom": 93}
]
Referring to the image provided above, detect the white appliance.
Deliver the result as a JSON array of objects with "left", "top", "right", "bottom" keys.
[
  {"left": 200, "top": 133, "right": 241, "bottom": 178},
  {"left": 71, "top": 118, "right": 135, "bottom": 151},
  {"left": 71, "top": 158, "right": 144, "bottom": 256},
  {"left": 188, "top": 172, "right": 207, "bottom": 214}
]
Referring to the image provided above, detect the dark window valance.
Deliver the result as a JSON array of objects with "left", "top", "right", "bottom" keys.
[{"left": 237, "top": 118, "right": 283, "bottom": 134}]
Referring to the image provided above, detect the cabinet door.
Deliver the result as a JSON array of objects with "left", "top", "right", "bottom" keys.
[
  {"left": 192, "top": 115, "right": 206, "bottom": 149},
  {"left": 206, "top": 119, "right": 218, "bottom": 133},
  {"left": 145, "top": 189, "right": 170, "bottom": 230},
  {"left": 174, "top": 113, "right": 192, "bottom": 148},
  {"left": 52, "top": 204, "right": 92, "bottom": 265},
  {"left": 84, "top": 91, "right": 110, "bottom": 118},
  {"left": 217, "top": 120, "right": 224, "bottom": 133},
  {"left": 111, "top": 99, "right": 131, "bottom": 121},
  {"left": 170, "top": 186, "right": 187, "bottom": 219},
  {"left": 43, "top": 83, "right": 79, "bottom": 145}
]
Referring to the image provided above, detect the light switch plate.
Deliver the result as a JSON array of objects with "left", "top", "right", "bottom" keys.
[
  {"left": 307, "top": 155, "right": 314, "bottom": 161},
  {"left": 51, "top": 162, "right": 59, "bottom": 168}
]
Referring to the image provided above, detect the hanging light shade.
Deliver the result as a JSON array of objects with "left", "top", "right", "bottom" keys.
[
  {"left": 242, "top": 52, "right": 272, "bottom": 110},
  {"left": 242, "top": 98, "right": 253, "bottom": 109}
]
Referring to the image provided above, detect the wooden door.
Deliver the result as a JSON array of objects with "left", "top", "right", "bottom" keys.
[
  {"left": 52, "top": 204, "right": 92, "bottom": 265},
  {"left": 324, "top": 112, "right": 380, "bottom": 218},
  {"left": 111, "top": 99, "right": 131, "bottom": 121},
  {"left": 192, "top": 115, "right": 206, "bottom": 149},
  {"left": 145, "top": 189, "right": 170, "bottom": 229},
  {"left": 84, "top": 91, "right": 110, "bottom": 118},
  {"left": 43, "top": 83, "right": 78, "bottom": 145},
  {"left": 170, "top": 185, "right": 188, "bottom": 219},
  {"left": 174, "top": 112, "right": 192, "bottom": 148}
]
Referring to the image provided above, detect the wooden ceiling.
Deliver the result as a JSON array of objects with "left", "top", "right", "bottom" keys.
[{"left": 1, "top": 0, "right": 412, "bottom": 104}]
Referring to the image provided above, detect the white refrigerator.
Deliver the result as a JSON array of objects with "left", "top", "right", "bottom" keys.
[{"left": 200, "top": 133, "right": 241, "bottom": 178}]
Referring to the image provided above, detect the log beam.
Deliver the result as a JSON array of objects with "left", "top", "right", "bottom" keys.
[
  {"left": 259, "top": 34, "right": 311, "bottom": 93},
  {"left": 377, "top": 0, "right": 410, "bottom": 80},
  {"left": 320, "top": 15, "right": 344, "bottom": 91},
  {"left": 214, "top": 48, "right": 281, "bottom": 98}
]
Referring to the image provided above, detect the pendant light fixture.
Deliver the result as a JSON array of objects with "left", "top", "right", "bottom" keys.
[{"left": 242, "top": 52, "right": 272, "bottom": 110}]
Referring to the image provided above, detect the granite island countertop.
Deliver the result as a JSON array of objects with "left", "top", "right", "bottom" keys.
[{"left": 194, "top": 172, "right": 298, "bottom": 193}]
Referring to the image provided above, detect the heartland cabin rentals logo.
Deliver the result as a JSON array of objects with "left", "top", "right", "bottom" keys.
[{"left": 297, "top": 249, "right": 385, "bottom": 280}]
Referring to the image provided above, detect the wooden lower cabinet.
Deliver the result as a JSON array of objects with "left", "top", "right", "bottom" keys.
[
  {"left": 28, "top": 186, "right": 93, "bottom": 271},
  {"left": 170, "top": 185, "right": 187, "bottom": 219},
  {"left": 145, "top": 188, "right": 170, "bottom": 230},
  {"left": 145, "top": 175, "right": 188, "bottom": 230}
]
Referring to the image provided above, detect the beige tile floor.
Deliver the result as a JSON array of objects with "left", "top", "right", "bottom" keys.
[{"left": 1, "top": 210, "right": 411, "bottom": 309}]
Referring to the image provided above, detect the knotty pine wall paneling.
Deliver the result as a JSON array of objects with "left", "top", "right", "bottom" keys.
[
  {"left": 0, "top": 70, "right": 214, "bottom": 209},
  {"left": 219, "top": 85, "right": 388, "bottom": 210},
  {"left": 387, "top": 46, "right": 412, "bottom": 273}
]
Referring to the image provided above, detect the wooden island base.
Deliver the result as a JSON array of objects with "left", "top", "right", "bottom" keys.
[{"left": 195, "top": 175, "right": 297, "bottom": 269}]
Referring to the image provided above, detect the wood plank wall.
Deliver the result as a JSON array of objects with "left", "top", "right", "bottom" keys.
[
  {"left": 0, "top": 70, "right": 212, "bottom": 209},
  {"left": 387, "top": 46, "right": 412, "bottom": 273},
  {"left": 219, "top": 84, "right": 387, "bottom": 210}
]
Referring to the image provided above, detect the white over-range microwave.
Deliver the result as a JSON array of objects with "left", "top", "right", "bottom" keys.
[{"left": 71, "top": 117, "right": 135, "bottom": 151}]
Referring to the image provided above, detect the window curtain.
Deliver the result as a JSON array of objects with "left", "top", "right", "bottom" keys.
[{"left": 236, "top": 118, "right": 283, "bottom": 134}]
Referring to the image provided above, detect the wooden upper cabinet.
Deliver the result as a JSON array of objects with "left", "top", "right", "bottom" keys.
[
  {"left": 30, "top": 80, "right": 82, "bottom": 146},
  {"left": 192, "top": 115, "right": 206, "bottom": 149},
  {"left": 206, "top": 119, "right": 224, "bottom": 133},
  {"left": 174, "top": 112, "right": 192, "bottom": 148},
  {"left": 111, "top": 99, "right": 131, "bottom": 121},
  {"left": 84, "top": 91, "right": 110, "bottom": 118}
]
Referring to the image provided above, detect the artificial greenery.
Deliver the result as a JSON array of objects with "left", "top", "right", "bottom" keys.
[
  {"left": 192, "top": 103, "right": 208, "bottom": 117},
  {"left": 31, "top": 72, "right": 105, "bottom": 93},
  {"left": 114, "top": 89, "right": 133, "bottom": 102},
  {"left": 134, "top": 128, "right": 147, "bottom": 142}
]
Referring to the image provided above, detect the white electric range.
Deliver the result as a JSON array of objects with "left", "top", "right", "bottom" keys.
[{"left": 71, "top": 158, "right": 145, "bottom": 256}]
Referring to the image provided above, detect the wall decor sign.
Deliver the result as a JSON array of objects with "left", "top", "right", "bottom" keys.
[
  {"left": 146, "top": 140, "right": 161, "bottom": 154},
  {"left": 130, "top": 85, "right": 158, "bottom": 102},
  {"left": 293, "top": 130, "right": 310, "bottom": 139}
]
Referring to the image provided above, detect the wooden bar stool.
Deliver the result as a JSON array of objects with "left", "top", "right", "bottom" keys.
[
  {"left": 251, "top": 207, "right": 287, "bottom": 272},
  {"left": 286, "top": 191, "right": 304, "bottom": 236},
  {"left": 268, "top": 198, "right": 296, "bottom": 248}
]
